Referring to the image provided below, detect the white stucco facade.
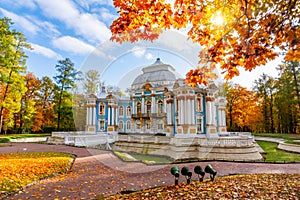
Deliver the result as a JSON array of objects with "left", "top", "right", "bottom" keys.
[{"left": 86, "top": 58, "right": 227, "bottom": 137}]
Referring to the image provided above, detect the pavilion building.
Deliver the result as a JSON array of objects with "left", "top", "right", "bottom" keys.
[{"left": 85, "top": 58, "right": 227, "bottom": 137}]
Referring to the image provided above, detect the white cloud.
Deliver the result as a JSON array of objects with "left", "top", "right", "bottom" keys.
[
  {"left": 34, "top": 0, "right": 111, "bottom": 43},
  {"left": 0, "top": 8, "right": 40, "bottom": 35},
  {"left": 0, "top": 0, "right": 36, "bottom": 10},
  {"left": 131, "top": 46, "right": 146, "bottom": 58},
  {"left": 76, "top": 0, "right": 114, "bottom": 9},
  {"left": 52, "top": 36, "right": 95, "bottom": 55},
  {"left": 97, "top": 8, "right": 118, "bottom": 22},
  {"left": 34, "top": 20, "right": 61, "bottom": 37},
  {"left": 145, "top": 53, "right": 154, "bottom": 60},
  {"left": 29, "top": 43, "right": 62, "bottom": 59}
]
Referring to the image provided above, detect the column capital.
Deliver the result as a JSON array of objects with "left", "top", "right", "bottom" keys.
[
  {"left": 206, "top": 97, "right": 214, "bottom": 102},
  {"left": 166, "top": 99, "right": 173, "bottom": 104}
]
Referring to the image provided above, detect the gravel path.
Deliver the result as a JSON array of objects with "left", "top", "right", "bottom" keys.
[{"left": 1, "top": 143, "right": 300, "bottom": 199}]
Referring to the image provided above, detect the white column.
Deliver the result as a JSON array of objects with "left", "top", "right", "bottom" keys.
[
  {"left": 180, "top": 99, "right": 184, "bottom": 124},
  {"left": 141, "top": 92, "right": 145, "bottom": 113},
  {"left": 132, "top": 101, "right": 135, "bottom": 114},
  {"left": 93, "top": 106, "right": 96, "bottom": 125},
  {"left": 167, "top": 103, "right": 171, "bottom": 124},
  {"left": 178, "top": 99, "right": 180, "bottom": 124},
  {"left": 187, "top": 99, "right": 191, "bottom": 124},
  {"left": 212, "top": 102, "right": 216, "bottom": 125},
  {"left": 86, "top": 106, "right": 89, "bottom": 125},
  {"left": 164, "top": 99, "right": 167, "bottom": 113},
  {"left": 218, "top": 109, "right": 222, "bottom": 127},
  {"left": 206, "top": 101, "right": 212, "bottom": 124},
  {"left": 191, "top": 99, "right": 195, "bottom": 124},
  {"left": 89, "top": 107, "right": 92, "bottom": 125},
  {"left": 116, "top": 106, "right": 119, "bottom": 122},
  {"left": 112, "top": 107, "right": 115, "bottom": 125},
  {"left": 108, "top": 106, "right": 111, "bottom": 125},
  {"left": 151, "top": 93, "right": 155, "bottom": 113},
  {"left": 184, "top": 97, "right": 188, "bottom": 124},
  {"left": 222, "top": 110, "right": 226, "bottom": 126}
]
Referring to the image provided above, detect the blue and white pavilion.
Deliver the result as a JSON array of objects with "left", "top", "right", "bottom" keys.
[{"left": 85, "top": 58, "right": 227, "bottom": 137}]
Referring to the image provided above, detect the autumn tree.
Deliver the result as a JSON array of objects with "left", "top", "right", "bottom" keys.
[
  {"left": 15, "top": 72, "right": 41, "bottom": 133},
  {"left": 35, "top": 76, "right": 56, "bottom": 132},
  {"left": 253, "top": 74, "right": 276, "bottom": 133},
  {"left": 53, "top": 58, "right": 79, "bottom": 131},
  {"left": 110, "top": 0, "right": 299, "bottom": 85},
  {"left": 275, "top": 61, "right": 300, "bottom": 133},
  {"left": 0, "top": 18, "right": 30, "bottom": 133},
  {"left": 225, "top": 83, "right": 261, "bottom": 132}
]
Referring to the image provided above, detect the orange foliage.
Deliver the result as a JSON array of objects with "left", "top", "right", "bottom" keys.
[
  {"left": 0, "top": 152, "right": 73, "bottom": 196},
  {"left": 226, "top": 84, "right": 262, "bottom": 130},
  {"left": 110, "top": 0, "right": 300, "bottom": 86},
  {"left": 107, "top": 174, "right": 299, "bottom": 199}
]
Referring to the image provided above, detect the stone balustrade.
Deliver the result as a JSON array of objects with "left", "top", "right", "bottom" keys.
[
  {"left": 117, "top": 134, "right": 254, "bottom": 147},
  {"left": 64, "top": 134, "right": 117, "bottom": 147}
]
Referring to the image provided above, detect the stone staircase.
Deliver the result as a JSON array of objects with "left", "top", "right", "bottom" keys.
[{"left": 46, "top": 136, "right": 65, "bottom": 145}]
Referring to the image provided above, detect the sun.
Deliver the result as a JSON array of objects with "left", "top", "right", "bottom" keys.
[{"left": 210, "top": 11, "right": 224, "bottom": 26}]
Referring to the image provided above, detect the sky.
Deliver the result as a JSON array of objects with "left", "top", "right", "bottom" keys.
[{"left": 0, "top": 0, "right": 283, "bottom": 92}]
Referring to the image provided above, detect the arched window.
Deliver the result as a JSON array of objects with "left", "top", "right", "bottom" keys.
[
  {"left": 137, "top": 101, "right": 141, "bottom": 114},
  {"left": 146, "top": 101, "right": 151, "bottom": 114},
  {"left": 196, "top": 94, "right": 202, "bottom": 112},
  {"left": 197, "top": 117, "right": 203, "bottom": 133},
  {"left": 119, "top": 106, "right": 124, "bottom": 116},
  {"left": 158, "top": 99, "right": 163, "bottom": 114},
  {"left": 98, "top": 119, "right": 105, "bottom": 131},
  {"left": 119, "top": 121, "right": 124, "bottom": 131},
  {"left": 126, "top": 105, "right": 131, "bottom": 117},
  {"left": 99, "top": 103, "right": 105, "bottom": 115},
  {"left": 126, "top": 121, "right": 131, "bottom": 131}
]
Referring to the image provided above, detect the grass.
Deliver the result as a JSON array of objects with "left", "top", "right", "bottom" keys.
[
  {"left": 256, "top": 141, "right": 300, "bottom": 162},
  {"left": 253, "top": 133, "right": 300, "bottom": 139},
  {"left": 0, "top": 152, "right": 74, "bottom": 198},
  {"left": 130, "top": 153, "right": 173, "bottom": 164},
  {"left": 0, "top": 133, "right": 51, "bottom": 143},
  {"left": 254, "top": 133, "right": 300, "bottom": 145}
]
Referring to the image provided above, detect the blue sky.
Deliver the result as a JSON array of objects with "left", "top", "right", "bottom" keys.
[{"left": 0, "top": 0, "right": 283, "bottom": 91}]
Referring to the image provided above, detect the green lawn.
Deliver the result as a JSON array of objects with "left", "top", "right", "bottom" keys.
[
  {"left": 256, "top": 141, "right": 300, "bottom": 162},
  {"left": 254, "top": 133, "right": 300, "bottom": 145},
  {"left": 130, "top": 153, "right": 173, "bottom": 164},
  {"left": 0, "top": 134, "right": 51, "bottom": 143}
]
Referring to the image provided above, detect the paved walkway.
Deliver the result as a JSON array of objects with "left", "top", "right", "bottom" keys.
[
  {"left": 255, "top": 136, "right": 300, "bottom": 153},
  {"left": 1, "top": 143, "right": 300, "bottom": 199}
]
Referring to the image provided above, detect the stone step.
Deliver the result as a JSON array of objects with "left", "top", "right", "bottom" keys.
[{"left": 46, "top": 136, "right": 65, "bottom": 145}]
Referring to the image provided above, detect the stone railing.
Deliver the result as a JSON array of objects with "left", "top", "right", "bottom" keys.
[
  {"left": 224, "top": 132, "right": 252, "bottom": 137},
  {"left": 64, "top": 134, "right": 117, "bottom": 147},
  {"left": 118, "top": 134, "right": 170, "bottom": 144},
  {"left": 117, "top": 134, "right": 254, "bottom": 147},
  {"left": 52, "top": 131, "right": 96, "bottom": 138}
]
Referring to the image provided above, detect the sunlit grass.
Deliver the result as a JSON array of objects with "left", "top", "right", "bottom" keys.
[{"left": 257, "top": 141, "right": 300, "bottom": 162}]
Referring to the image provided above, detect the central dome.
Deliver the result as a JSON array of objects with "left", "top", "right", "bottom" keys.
[{"left": 131, "top": 58, "right": 177, "bottom": 89}]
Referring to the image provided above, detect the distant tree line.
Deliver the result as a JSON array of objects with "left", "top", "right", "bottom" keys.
[{"left": 225, "top": 61, "right": 300, "bottom": 134}]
